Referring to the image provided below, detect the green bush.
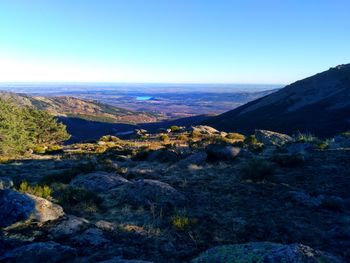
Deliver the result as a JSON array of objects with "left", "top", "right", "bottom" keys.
[
  {"left": 241, "top": 159, "right": 275, "bottom": 182},
  {"left": 18, "top": 181, "right": 52, "bottom": 199},
  {"left": 171, "top": 215, "right": 190, "bottom": 230},
  {"left": 160, "top": 134, "right": 169, "bottom": 142},
  {"left": 169, "top": 125, "right": 181, "bottom": 132},
  {"left": 99, "top": 135, "right": 120, "bottom": 142}
]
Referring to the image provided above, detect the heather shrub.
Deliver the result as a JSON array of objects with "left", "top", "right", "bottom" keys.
[{"left": 241, "top": 158, "right": 275, "bottom": 182}]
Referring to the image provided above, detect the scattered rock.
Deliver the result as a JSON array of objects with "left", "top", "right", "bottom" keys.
[
  {"left": 0, "top": 177, "right": 13, "bottom": 190},
  {"left": 255, "top": 130, "right": 292, "bottom": 146},
  {"left": 192, "top": 242, "right": 344, "bottom": 263},
  {"left": 0, "top": 190, "right": 64, "bottom": 228},
  {"left": 289, "top": 191, "right": 345, "bottom": 210},
  {"left": 206, "top": 144, "right": 240, "bottom": 161},
  {"left": 330, "top": 135, "right": 350, "bottom": 149},
  {"left": 109, "top": 179, "right": 186, "bottom": 209},
  {"left": 0, "top": 241, "right": 76, "bottom": 263},
  {"left": 70, "top": 172, "right": 130, "bottom": 192}
]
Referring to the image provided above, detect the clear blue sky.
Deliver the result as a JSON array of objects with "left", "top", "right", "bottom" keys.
[{"left": 0, "top": 0, "right": 349, "bottom": 84}]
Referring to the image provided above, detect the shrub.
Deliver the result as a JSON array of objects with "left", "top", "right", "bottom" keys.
[
  {"left": 18, "top": 181, "right": 52, "bottom": 199},
  {"left": 241, "top": 159, "right": 275, "bottom": 182},
  {"left": 160, "top": 134, "right": 169, "bottom": 142},
  {"left": 99, "top": 135, "right": 120, "bottom": 142},
  {"left": 170, "top": 125, "right": 181, "bottom": 132},
  {"left": 171, "top": 215, "right": 190, "bottom": 230},
  {"left": 316, "top": 140, "right": 329, "bottom": 150},
  {"left": 56, "top": 186, "right": 102, "bottom": 213},
  {"left": 176, "top": 134, "right": 188, "bottom": 141},
  {"left": 226, "top": 133, "right": 245, "bottom": 141},
  {"left": 191, "top": 130, "right": 202, "bottom": 139},
  {"left": 244, "top": 135, "right": 258, "bottom": 145},
  {"left": 294, "top": 132, "right": 317, "bottom": 143}
]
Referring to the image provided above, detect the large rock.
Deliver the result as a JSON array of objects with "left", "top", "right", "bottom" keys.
[
  {"left": 0, "top": 177, "right": 14, "bottom": 190},
  {"left": 330, "top": 135, "right": 350, "bottom": 149},
  {"left": 70, "top": 172, "right": 130, "bottom": 192},
  {"left": 206, "top": 144, "right": 240, "bottom": 161},
  {"left": 0, "top": 241, "right": 76, "bottom": 263},
  {"left": 192, "top": 242, "right": 344, "bottom": 263},
  {"left": 0, "top": 190, "right": 64, "bottom": 228},
  {"left": 255, "top": 130, "right": 292, "bottom": 146},
  {"left": 109, "top": 179, "right": 186, "bottom": 209}
]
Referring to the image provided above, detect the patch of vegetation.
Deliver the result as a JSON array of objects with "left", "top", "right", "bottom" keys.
[
  {"left": 41, "top": 161, "right": 95, "bottom": 185},
  {"left": 99, "top": 135, "right": 120, "bottom": 142},
  {"left": 226, "top": 132, "right": 245, "bottom": 141},
  {"left": 176, "top": 134, "right": 189, "bottom": 141},
  {"left": 171, "top": 215, "right": 190, "bottom": 230},
  {"left": 294, "top": 132, "right": 317, "bottom": 143},
  {"left": 56, "top": 186, "right": 103, "bottom": 214},
  {"left": 241, "top": 158, "right": 275, "bottom": 182},
  {"left": 244, "top": 135, "right": 264, "bottom": 152},
  {"left": 18, "top": 181, "right": 52, "bottom": 199},
  {"left": 316, "top": 140, "right": 330, "bottom": 150},
  {"left": 160, "top": 134, "right": 169, "bottom": 142},
  {"left": 169, "top": 125, "right": 181, "bottom": 132}
]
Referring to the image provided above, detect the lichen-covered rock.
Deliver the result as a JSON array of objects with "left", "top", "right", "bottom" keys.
[
  {"left": 0, "top": 241, "right": 76, "bottom": 263},
  {"left": 192, "top": 242, "right": 344, "bottom": 263},
  {"left": 108, "top": 179, "right": 186, "bottom": 209},
  {"left": 255, "top": 130, "right": 292, "bottom": 146},
  {"left": 0, "top": 190, "right": 64, "bottom": 228},
  {"left": 206, "top": 144, "right": 240, "bottom": 161},
  {"left": 70, "top": 171, "right": 130, "bottom": 192},
  {"left": 0, "top": 177, "right": 13, "bottom": 190},
  {"left": 50, "top": 215, "right": 89, "bottom": 238}
]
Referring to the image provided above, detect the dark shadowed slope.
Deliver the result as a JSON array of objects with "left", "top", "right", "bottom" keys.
[{"left": 204, "top": 64, "right": 350, "bottom": 137}]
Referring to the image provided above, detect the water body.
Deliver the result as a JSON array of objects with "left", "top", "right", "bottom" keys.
[{"left": 136, "top": 96, "right": 153, "bottom": 101}]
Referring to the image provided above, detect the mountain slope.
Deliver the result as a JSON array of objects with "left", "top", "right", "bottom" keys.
[
  {"left": 204, "top": 64, "right": 350, "bottom": 137},
  {"left": 0, "top": 92, "right": 158, "bottom": 124}
]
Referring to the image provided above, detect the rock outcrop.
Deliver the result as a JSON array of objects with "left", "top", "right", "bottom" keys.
[
  {"left": 192, "top": 242, "right": 344, "bottom": 263},
  {"left": 0, "top": 190, "right": 64, "bottom": 228},
  {"left": 70, "top": 172, "right": 130, "bottom": 192}
]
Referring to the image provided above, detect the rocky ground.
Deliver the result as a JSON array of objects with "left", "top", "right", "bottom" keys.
[{"left": 1, "top": 126, "right": 350, "bottom": 262}]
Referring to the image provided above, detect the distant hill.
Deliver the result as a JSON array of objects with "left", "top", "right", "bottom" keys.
[
  {"left": 0, "top": 92, "right": 158, "bottom": 124},
  {"left": 204, "top": 64, "right": 350, "bottom": 137}
]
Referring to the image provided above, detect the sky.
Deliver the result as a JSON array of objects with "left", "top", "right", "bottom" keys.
[{"left": 0, "top": 0, "right": 349, "bottom": 84}]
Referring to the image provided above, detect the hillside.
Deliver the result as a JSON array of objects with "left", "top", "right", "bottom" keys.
[
  {"left": 204, "top": 64, "right": 350, "bottom": 137},
  {"left": 0, "top": 92, "right": 159, "bottom": 124}
]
